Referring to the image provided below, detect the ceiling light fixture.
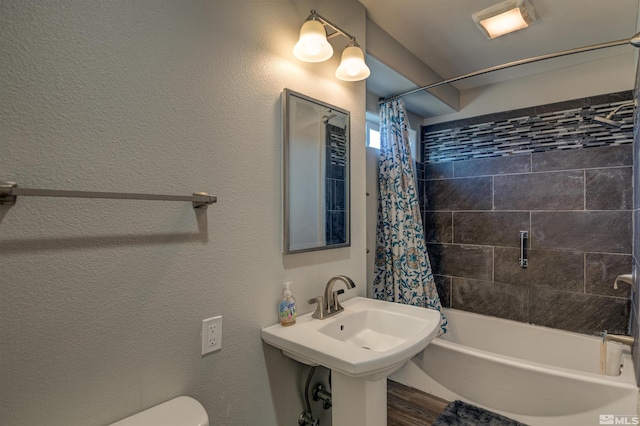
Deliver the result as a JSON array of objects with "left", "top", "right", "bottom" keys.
[
  {"left": 472, "top": 0, "right": 536, "bottom": 39},
  {"left": 293, "top": 10, "right": 370, "bottom": 81}
]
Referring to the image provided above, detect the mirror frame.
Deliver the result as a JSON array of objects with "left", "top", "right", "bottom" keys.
[{"left": 282, "top": 88, "right": 351, "bottom": 254}]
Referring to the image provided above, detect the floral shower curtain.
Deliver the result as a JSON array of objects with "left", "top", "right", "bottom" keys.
[{"left": 372, "top": 99, "right": 447, "bottom": 334}]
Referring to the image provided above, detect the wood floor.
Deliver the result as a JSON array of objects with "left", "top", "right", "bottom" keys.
[{"left": 387, "top": 380, "right": 450, "bottom": 426}]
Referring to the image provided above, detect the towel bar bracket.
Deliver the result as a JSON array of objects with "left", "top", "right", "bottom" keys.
[
  {"left": 0, "top": 181, "right": 17, "bottom": 206},
  {"left": 0, "top": 181, "right": 217, "bottom": 209}
]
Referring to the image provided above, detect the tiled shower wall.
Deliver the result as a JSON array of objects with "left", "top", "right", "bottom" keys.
[
  {"left": 325, "top": 124, "right": 347, "bottom": 245},
  {"left": 419, "top": 93, "right": 635, "bottom": 336},
  {"left": 423, "top": 92, "right": 634, "bottom": 163},
  {"left": 632, "top": 54, "right": 640, "bottom": 384}
]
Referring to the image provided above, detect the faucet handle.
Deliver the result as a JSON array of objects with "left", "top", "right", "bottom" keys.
[
  {"left": 308, "top": 296, "right": 325, "bottom": 320},
  {"left": 332, "top": 289, "right": 345, "bottom": 311},
  {"left": 308, "top": 295, "right": 323, "bottom": 305}
]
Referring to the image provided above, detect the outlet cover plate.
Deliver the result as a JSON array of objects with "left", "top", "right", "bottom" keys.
[{"left": 202, "top": 316, "right": 222, "bottom": 355}]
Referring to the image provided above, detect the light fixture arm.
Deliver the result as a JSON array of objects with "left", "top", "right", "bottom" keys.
[{"left": 308, "top": 10, "right": 358, "bottom": 44}]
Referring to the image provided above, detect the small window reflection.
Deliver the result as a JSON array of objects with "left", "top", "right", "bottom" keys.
[
  {"left": 368, "top": 128, "right": 380, "bottom": 149},
  {"left": 366, "top": 120, "right": 380, "bottom": 149}
]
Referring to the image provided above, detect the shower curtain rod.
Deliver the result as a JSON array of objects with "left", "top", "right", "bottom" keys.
[{"left": 380, "top": 32, "right": 640, "bottom": 103}]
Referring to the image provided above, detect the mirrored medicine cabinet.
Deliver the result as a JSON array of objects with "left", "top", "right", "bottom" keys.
[{"left": 282, "top": 89, "right": 350, "bottom": 254}]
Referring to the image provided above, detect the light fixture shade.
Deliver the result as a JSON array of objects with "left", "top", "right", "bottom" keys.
[
  {"left": 472, "top": 0, "right": 536, "bottom": 39},
  {"left": 293, "top": 19, "right": 333, "bottom": 62},
  {"left": 335, "top": 44, "right": 370, "bottom": 81}
]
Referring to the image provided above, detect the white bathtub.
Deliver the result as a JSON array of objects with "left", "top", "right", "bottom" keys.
[{"left": 390, "top": 308, "right": 639, "bottom": 426}]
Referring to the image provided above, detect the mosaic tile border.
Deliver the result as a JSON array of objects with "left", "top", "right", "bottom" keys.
[
  {"left": 328, "top": 124, "right": 347, "bottom": 166},
  {"left": 423, "top": 91, "right": 634, "bottom": 164}
]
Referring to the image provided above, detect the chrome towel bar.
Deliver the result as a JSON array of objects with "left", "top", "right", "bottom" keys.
[{"left": 0, "top": 181, "right": 216, "bottom": 209}]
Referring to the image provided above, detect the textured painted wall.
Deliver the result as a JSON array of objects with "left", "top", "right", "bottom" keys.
[{"left": 0, "top": 1, "right": 367, "bottom": 425}]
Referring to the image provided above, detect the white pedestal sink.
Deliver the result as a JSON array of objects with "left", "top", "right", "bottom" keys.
[{"left": 261, "top": 297, "right": 441, "bottom": 425}]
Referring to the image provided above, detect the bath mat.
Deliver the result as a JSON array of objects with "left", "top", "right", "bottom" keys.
[{"left": 432, "top": 400, "right": 528, "bottom": 426}]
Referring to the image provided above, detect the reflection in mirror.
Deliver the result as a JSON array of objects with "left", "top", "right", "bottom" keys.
[{"left": 283, "top": 89, "right": 350, "bottom": 254}]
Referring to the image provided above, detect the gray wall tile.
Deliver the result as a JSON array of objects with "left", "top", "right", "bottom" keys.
[
  {"left": 427, "top": 243, "right": 493, "bottom": 281},
  {"left": 417, "top": 179, "right": 425, "bottom": 208},
  {"left": 451, "top": 278, "right": 528, "bottom": 322},
  {"left": 453, "top": 155, "right": 531, "bottom": 178},
  {"left": 424, "top": 177, "right": 493, "bottom": 211},
  {"left": 634, "top": 258, "right": 640, "bottom": 325},
  {"left": 587, "top": 91, "right": 634, "bottom": 106},
  {"left": 434, "top": 275, "right": 451, "bottom": 308},
  {"left": 424, "top": 212, "right": 452, "bottom": 243},
  {"left": 453, "top": 212, "right": 529, "bottom": 247},
  {"left": 531, "top": 211, "right": 632, "bottom": 253},
  {"left": 415, "top": 162, "right": 425, "bottom": 180},
  {"left": 494, "top": 248, "right": 584, "bottom": 291},
  {"left": 635, "top": 210, "right": 640, "bottom": 262},
  {"left": 630, "top": 256, "right": 640, "bottom": 324},
  {"left": 425, "top": 162, "right": 454, "bottom": 180},
  {"left": 585, "top": 253, "right": 633, "bottom": 297},
  {"left": 529, "top": 287, "right": 629, "bottom": 335},
  {"left": 635, "top": 131, "right": 640, "bottom": 210},
  {"left": 532, "top": 144, "right": 632, "bottom": 172},
  {"left": 586, "top": 167, "right": 633, "bottom": 210},
  {"left": 534, "top": 98, "right": 587, "bottom": 113},
  {"left": 494, "top": 171, "right": 584, "bottom": 210},
  {"left": 633, "top": 311, "right": 640, "bottom": 385}
]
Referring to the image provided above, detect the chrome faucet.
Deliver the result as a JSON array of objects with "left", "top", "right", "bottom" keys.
[
  {"left": 600, "top": 330, "right": 635, "bottom": 375},
  {"left": 308, "top": 275, "right": 356, "bottom": 319},
  {"left": 613, "top": 274, "right": 635, "bottom": 335},
  {"left": 602, "top": 332, "right": 635, "bottom": 346},
  {"left": 613, "top": 274, "right": 634, "bottom": 290}
]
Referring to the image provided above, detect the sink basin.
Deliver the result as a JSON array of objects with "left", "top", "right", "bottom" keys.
[
  {"left": 261, "top": 296, "right": 441, "bottom": 380},
  {"left": 318, "top": 308, "right": 425, "bottom": 351}
]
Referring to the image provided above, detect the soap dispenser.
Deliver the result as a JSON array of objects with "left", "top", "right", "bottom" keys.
[{"left": 279, "top": 281, "right": 297, "bottom": 326}]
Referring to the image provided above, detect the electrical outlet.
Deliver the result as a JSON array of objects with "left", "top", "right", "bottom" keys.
[{"left": 201, "top": 316, "right": 222, "bottom": 355}]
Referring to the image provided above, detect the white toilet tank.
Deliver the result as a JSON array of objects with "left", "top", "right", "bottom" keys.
[{"left": 110, "top": 396, "right": 209, "bottom": 426}]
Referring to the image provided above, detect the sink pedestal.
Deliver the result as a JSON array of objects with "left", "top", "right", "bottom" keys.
[{"left": 332, "top": 371, "right": 387, "bottom": 426}]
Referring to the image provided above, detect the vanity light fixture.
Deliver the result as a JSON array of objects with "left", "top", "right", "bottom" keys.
[
  {"left": 293, "top": 10, "right": 370, "bottom": 81},
  {"left": 472, "top": 0, "right": 536, "bottom": 39},
  {"left": 293, "top": 18, "right": 333, "bottom": 62}
]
